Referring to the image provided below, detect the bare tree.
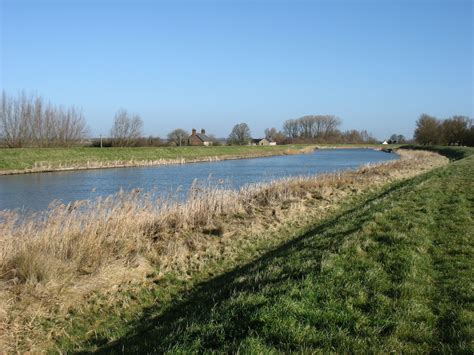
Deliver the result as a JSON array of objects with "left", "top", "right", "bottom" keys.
[
  {"left": 299, "top": 116, "right": 315, "bottom": 138},
  {"left": 0, "top": 91, "right": 17, "bottom": 147},
  {"left": 228, "top": 123, "right": 251, "bottom": 145},
  {"left": 167, "top": 128, "right": 189, "bottom": 146},
  {"left": 343, "top": 130, "right": 363, "bottom": 143},
  {"left": 320, "top": 115, "right": 341, "bottom": 139},
  {"left": 110, "top": 109, "right": 143, "bottom": 147},
  {"left": 283, "top": 119, "right": 299, "bottom": 139},
  {"left": 0, "top": 91, "right": 32, "bottom": 147},
  {"left": 264, "top": 127, "right": 278, "bottom": 140},
  {"left": 0, "top": 91, "right": 88, "bottom": 147}
]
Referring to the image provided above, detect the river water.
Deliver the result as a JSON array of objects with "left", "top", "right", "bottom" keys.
[{"left": 0, "top": 149, "right": 398, "bottom": 212}]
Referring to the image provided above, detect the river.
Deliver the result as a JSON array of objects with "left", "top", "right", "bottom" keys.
[{"left": 0, "top": 149, "right": 398, "bottom": 212}]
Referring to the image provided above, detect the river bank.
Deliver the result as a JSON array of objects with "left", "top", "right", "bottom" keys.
[
  {"left": 0, "top": 144, "right": 395, "bottom": 176},
  {"left": 0, "top": 145, "right": 318, "bottom": 175},
  {"left": 0, "top": 149, "right": 449, "bottom": 351},
  {"left": 102, "top": 147, "right": 471, "bottom": 354},
  {"left": 0, "top": 148, "right": 398, "bottom": 212}
]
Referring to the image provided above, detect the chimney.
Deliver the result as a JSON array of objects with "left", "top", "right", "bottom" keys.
[
  {"left": 201, "top": 128, "right": 206, "bottom": 135},
  {"left": 192, "top": 128, "right": 196, "bottom": 135}
]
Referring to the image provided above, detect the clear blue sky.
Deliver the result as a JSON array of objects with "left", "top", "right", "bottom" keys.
[{"left": 1, "top": 0, "right": 472, "bottom": 139}]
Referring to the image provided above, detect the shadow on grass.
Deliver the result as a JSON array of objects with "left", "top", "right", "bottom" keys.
[{"left": 86, "top": 175, "right": 428, "bottom": 354}]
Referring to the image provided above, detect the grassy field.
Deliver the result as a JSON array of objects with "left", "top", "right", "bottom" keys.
[
  {"left": 0, "top": 145, "right": 314, "bottom": 172},
  {"left": 30, "top": 147, "right": 469, "bottom": 353}
]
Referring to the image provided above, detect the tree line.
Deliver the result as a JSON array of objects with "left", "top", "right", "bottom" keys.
[
  {"left": 266, "top": 115, "right": 378, "bottom": 144},
  {"left": 0, "top": 92, "right": 379, "bottom": 148},
  {"left": 4, "top": 91, "right": 472, "bottom": 148},
  {"left": 414, "top": 114, "right": 474, "bottom": 146},
  {"left": 0, "top": 91, "right": 88, "bottom": 147}
]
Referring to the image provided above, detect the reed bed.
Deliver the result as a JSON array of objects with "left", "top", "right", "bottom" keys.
[{"left": 0, "top": 150, "right": 448, "bottom": 351}]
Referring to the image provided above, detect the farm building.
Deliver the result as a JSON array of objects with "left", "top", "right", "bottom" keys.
[
  {"left": 251, "top": 138, "right": 277, "bottom": 146},
  {"left": 251, "top": 138, "right": 269, "bottom": 146},
  {"left": 188, "top": 128, "right": 212, "bottom": 146}
]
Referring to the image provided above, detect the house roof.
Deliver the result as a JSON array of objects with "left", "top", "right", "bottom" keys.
[
  {"left": 195, "top": 133, "right": 210, "bottom": 142},
  {"left": 252, "top": 138, "right": 268, "bottom": 143}
]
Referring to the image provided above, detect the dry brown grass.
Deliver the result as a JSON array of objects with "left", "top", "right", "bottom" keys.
[{"left": 0, "top": 150, "right": 448, "bottom": 351}]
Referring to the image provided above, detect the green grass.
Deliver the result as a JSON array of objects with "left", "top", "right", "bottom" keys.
[
  {"left": 400, "top": 144, "right": 474, "bottom": 160},
  {"left": 0, "top": 145, "right": 311, "bottom": 171},
  {"left": 48, "top": 147, "right": 473, "bottom": 353}
]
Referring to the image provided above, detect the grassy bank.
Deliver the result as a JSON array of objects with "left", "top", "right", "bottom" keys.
[
  {"left": 0, "top": 150, "right": 449, "bottom": 351},
  {"left": 0, "top": 145, "right": 315, "bottom": 174},
  {"left": 61, "top": 147, "right": 471, "bottom": 353},
  {"left": 123, "top": 147, "right": 471, "bottom": 353},
  {"left": 400, "top": 144, "right": 474, "bottom": 160},
  {"left": 139, "top": 150, "right": 471, "bottom": 353}
]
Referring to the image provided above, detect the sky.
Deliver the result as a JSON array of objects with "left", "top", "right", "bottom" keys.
[{"left": 1, "top": 0, "right": 473, "bottom": 139}]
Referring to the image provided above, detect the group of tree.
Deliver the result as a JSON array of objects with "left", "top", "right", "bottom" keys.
[
  {"left": 282, "top": 115, "right": 342, "bottom": 141},
  {"left": 386, "top": 134, "right": 407, "bottom": 144},
  {"left": 414, "top": 114, "right": 474, "bottom": 146},
  {"left": 275, "top": 115, "right": 376, "bottom": 144},
  {"left": 224, "top": 117, "right": 378, "bottom": 146},
  {"left": 337, "top": 129, "right": 378, "bottom": 144},
  {"left": 0, "top": 91, "right": 88, "bottom": 147}
]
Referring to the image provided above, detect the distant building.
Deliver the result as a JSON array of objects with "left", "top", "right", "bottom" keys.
[
  {"left": 382, "top": 140, "right": 389, "bottom": 145},
  {"left": 251, "top": 138, "right": 270, "bottom": 146},
  {"left": 188, "top": 128, "right": 212, "bottom": 146}
]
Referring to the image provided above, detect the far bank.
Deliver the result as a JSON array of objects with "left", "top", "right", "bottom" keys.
[{"left": 0, "top": 144, "right": 392, "bottom": 175}]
